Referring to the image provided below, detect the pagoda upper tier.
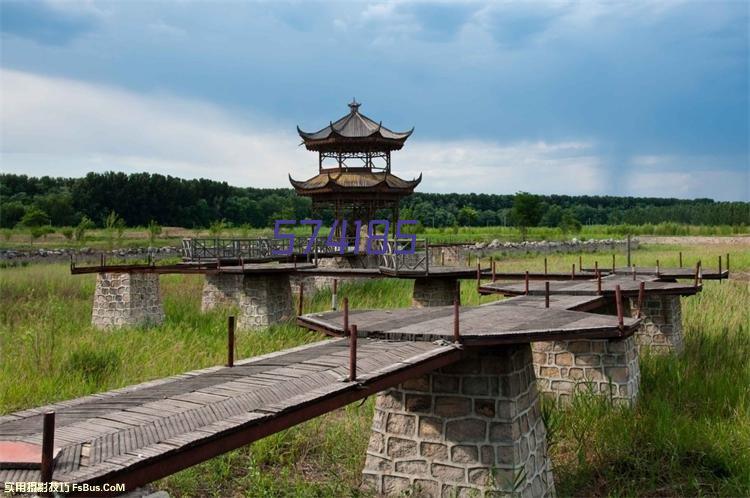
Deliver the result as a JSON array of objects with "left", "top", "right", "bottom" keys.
[{"left": 297, "top": 100, "right": 413, "bottom": 153}]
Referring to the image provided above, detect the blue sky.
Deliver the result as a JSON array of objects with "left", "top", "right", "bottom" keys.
[{"left": 1, "top": 1, "right": 748, "bottom": 200}]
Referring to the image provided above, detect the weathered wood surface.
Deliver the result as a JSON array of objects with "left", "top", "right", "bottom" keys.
[
  {"left": 0, "top": 339, "right": 461, "bottom": 494},
  {"left": 298, "top": 299, "right": 640, "bottom": 345},
  {"left": 479, "top": 273, "right": 700, "bottom": 297}
]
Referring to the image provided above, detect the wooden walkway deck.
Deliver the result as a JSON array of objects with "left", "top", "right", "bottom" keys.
[
  {"left": 0, "top": 339, "right": 462, "bottom": 494},
  {"left": 298, "top": 299, "right": 639, "bottom": 345},
  {"left": 478, "top": 274, "right": 701, "bottom": 297}
]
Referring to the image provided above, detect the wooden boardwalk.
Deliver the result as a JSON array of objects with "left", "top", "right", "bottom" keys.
[
  {"left": 478, "top": 274, "right": 701, "bottom": 297},
  {"left": 0, "top": 339, "right": 462, "bottom": 494},
  {"left": 298, "top": 299, "right": 639, "bottom": 345}
]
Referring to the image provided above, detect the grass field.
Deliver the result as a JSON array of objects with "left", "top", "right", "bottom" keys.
[
  {"left": 1, "top": 223, "right": 747, "bottom": 250},
  {"left": 0, "top": 243, "right": 748, "bottom": 496}
]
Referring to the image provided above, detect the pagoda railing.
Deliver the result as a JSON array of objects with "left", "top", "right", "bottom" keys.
[{"left": 375, "top": 239, "right": 429, "bottom": 276}]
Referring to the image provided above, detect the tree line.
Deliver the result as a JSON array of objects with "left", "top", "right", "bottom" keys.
[{"left": 1, "top": 172, "right": 747, "bottom": 230}]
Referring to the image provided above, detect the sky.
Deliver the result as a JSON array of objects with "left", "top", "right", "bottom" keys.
[{"left": 0, "top": 1, "right": 748, "bottom": 201}]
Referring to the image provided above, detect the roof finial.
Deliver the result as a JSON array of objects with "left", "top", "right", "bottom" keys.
[{"left": 348, "top": 98, "right": 361, "bottom": 113}]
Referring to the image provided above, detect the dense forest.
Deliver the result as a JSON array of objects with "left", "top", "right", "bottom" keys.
[{"left": 1, "top": 172, "right": 748, "bottom": 230}]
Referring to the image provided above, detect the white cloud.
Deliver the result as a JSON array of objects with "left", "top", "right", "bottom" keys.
[
  {"left": 1, "top": 69, "right": 745, "bottom": 200},
  {"left": 0, "top": 69, "right": 309, "bottom": 186}
]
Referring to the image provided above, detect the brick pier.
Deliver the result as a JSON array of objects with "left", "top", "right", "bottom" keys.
[
  {"left": 362, "top": 345, "right": 555, "bottom": 497},
  {"left": 92, "top": 272, "right": 165, "bottom": 329}
]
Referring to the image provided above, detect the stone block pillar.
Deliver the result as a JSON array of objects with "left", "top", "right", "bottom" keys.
[
  {"left": 630, "top": 294, "right": 684, "bottom": 354},
  {"left": 412, "top": 278, "right": 458, "bottom": 308},
  {"left": 237, "top": 274, "right": 294, "bottom": 331},
  {"left": 201, "top": 274, "right": 243, "bottom": 311},
  {"left": 362, "top": 345, "right": 555, "bottom": 497},
  {"left": 531, "top": 335, "right": 640, "bottom": 406},
  {"left": 201, "top": 273, "right": 294, "bottom": 331},
  {"left": 92, "top": 272, "right": 165, "bottom": 329}
]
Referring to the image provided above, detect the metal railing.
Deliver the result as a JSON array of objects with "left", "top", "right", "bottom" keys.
[
  {"left": 182, "top": 237, "right": 363, "bottom": 263},
  {"left": 375, "top": 239, "right": 430, "bottom": 275}
]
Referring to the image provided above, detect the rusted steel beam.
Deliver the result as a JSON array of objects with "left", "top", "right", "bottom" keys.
[
  {"left": 349, "top": 325, "right": 357, "bottom": 382},
  {"left": 40, "top": 412, "right": 55, "bottom": 485},
  {"left": 637, "top": 282, "right": 645, "bottom": 318},
  {"left": 297, "top": 282, "right": 304, "bottom": 317},
  {"left": 612, "top": 254, "right": 616, "bottom": 272},
  {"left": 491, "top": 260, "right": 496, "bottom": 282},
  {"left": 524, "top": 271, "right": 530, "bottom": 295},
  {"left": 227, "top": 316, "right": 235, "bottom": 368},
  {"left": 726, "top": 253, "right": 730, "bottom": 273},
  {"left": 343, "top": 297, "right": 349, "bottom": 339},
  {"left": 545, "top": 281, "right": 550, "bottom": 308},
  {"left": 332, "top": 279, "right": 338, "bottom": 310},
  {"left": 476, "top": 262, "right": 481, "bottom": 290},
  {"left": 571, "top": 263, "right": 576, "bottom": 279},
  {"left": 718, "top": 256, "right": 722, "bottom": 284},
  {"left": 544, "top": 257, "right": 548, "bottom": 275},
  {"left": 594, "top": 261, "right": 599, "bottom": 275},
  {"left": 453, "top": 296, "right": 460, "bottom": 343},
  {"left": 596, "top": 271, "right": 602, "bottom": 295},
  {"left": 656, "top": 259, "right": 660, "bottom": 277},
  {"left": 615, "top": 285, "right": 624, "bottom": 331},
  {"left": 579, "top": 255, "right": 583, "bottom": 271},
  {"left": 679, "top": 251, "right": 683, "bottom": 267}
]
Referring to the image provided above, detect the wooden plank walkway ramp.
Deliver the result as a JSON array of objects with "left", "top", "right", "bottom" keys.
[{"left": 0, "top": 297, "right": 638, "bottom": 496}]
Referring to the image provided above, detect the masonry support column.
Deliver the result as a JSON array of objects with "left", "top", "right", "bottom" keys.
[
  {"left": 236, "top": 274, "right": 294, "bottom": 331},
  {"left": 412, "top": 277, "right": 458, "bottom": 308},
  {"left": 362, "top": 345, "right": 555, "bottom": 497},
  {"left": 201, "top": 274, "right": 243, "bottom": 311},
  {"left": 531, "top": 335, "right": 640, "bottom": 406},
  {"left": 629, "top": 294, "right": 684, "bottom": 354},
  {"left": 92, "top": 272, "right": 165, "bottom": 329}
]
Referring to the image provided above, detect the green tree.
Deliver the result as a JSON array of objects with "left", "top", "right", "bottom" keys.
[
  {"left": 457, "top": 206, "right": 478, "bottom": 226},
  {"left": 104, "top": 210, "right": 125, "bottom": 250},
  {"left": 512, "top": 192, "right": 543, "bottom": 241},
  {"left": 559, "top": 211, "right": 582, "bottom": 235},
  {"left": 0, "top": 201, "right": 26, "bottom": 228},
  {"left": 20, "top": 207, "right": 50, "bottom": 227},
  {"left": 74, "top": 216, "right": 95, "bottom": 244},
  {"left": 147, "top": 220, "right": 162, "bottom": 245}
]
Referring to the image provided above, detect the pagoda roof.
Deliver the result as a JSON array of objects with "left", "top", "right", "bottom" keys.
[
  {"left": 289, "top": 169, "right": 421, "bottom": 195},
  {"left": 297, "top": 100, "right": 413, "bottom": 152}
]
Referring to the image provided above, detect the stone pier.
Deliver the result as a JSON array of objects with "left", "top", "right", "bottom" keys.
[
  {"left": 201, "top": 273, "right": 294, "bottom": 331},
  {"left": 92, "top": 272, "right": 165, "bottom": 329},
  {"left": 531, "top": 335, "right": 640, "bottom": 406},
  {"left": 630, "top": 294, "right": 684, "bottom": 354},
  {"left": 362, "top": 345, "right": 555, "bottom": 497},
  {"left": 412, "top": 278, "right": 458, "bottom": 308}
]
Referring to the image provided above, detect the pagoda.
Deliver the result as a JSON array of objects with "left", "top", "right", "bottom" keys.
[{"left": 290, "top": 100, "right": 421, "bottom": 236}]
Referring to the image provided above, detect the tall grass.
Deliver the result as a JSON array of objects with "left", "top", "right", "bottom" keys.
[{"left": 0, "top": 243, "right": 748, "bottom": 496}]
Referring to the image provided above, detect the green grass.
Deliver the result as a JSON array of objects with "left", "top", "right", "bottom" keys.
[
  {"left": 1, "top": 223, "right": 746, "bottom": 250},
  {"left": 0, "top": 243, "right": 748, "bottom": 496}
]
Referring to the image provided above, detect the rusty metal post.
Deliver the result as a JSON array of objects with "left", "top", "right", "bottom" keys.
[
  {"left": 656, "top": 259, "right": 660, "bottom": 277},
  {"left": 694, "top": 262, "right": 699, "bottom": 288},
  {"left": 441, "top": 250, "right": 445, "bottom": 266},
  {"left": 571, "top": 263, "right": 576, "bottom": 279},
  {"left": 594, "top": 260, "right": 599, "bottom": 274},
  {"left": 453, "top": 296, "right": 460, "bottom": 343},
  {"left": 297, "top": 281, "right": 304, "bottom": 317},
  {"left": 476, "top": 262, "right": 481, "bottom": 290},
  {"left": 227, "top": 316, "right": 235, "bottom": 367},
  {"left": 718, "top": 256, "right": 722, "bottom": 284},
  {"left": 615, "top": 285, "right": 624, "bottom": 332},
  {"left": 455, "top": 280, "right": 461, "bottom": 306},
  {"left": 579, "top": 255, "right": 582, "bottom": 271},
  {"left": 627, "top": 234, "right": 631, "bottom": 267},
  {"left": 597, "top": 271, "right": 602, "bottom": 295},
  {"left": 343, "top": 297, "right": 349, "bottom": 337},
  {"left": 632, "top": 265, "right": 636, "bottom": 281},
  {"left": 332, "top": 279, "right": 338, "bottom": 310},
  {"left": 679, "top": 251, "right": 683, "bottom": 267},
  {"left": 349, "top": 324, "right": 357, "bottom": 382},
  {"left": 492, "top": 260, "right": 496, "bottom": 282},
  {"left": 637, "top": 282, "right": 645, "bottom": 318},
  {"left": 293, "top": 254, "right": 297, "bottom": 270},
  {"left": 41, "top": 411, "right": 55, "bottom": 485},
  {"left": 544, "top": 257, "right": 548, "bottom": 275},
  {"left": 525, "top": 271, "right": 530, "bottom": 295},
  {"left": 612, "top": 253, "right": 616, "bottom": 272},
  {"left": 726, "top": 253, "right": 730, "bottom": 273},
  {"left": 545, "top": 281, "right": 550, "bottom": 308},
  {"left": 100, "top": 253, "right": 104, "bottom": 268},
  {"left": 698, "top": 260, "right": 703, "bottom": 284}
]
